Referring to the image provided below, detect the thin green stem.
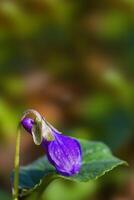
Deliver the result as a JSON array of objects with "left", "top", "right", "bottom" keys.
[{"left": 13, "top": 125, "right": 21, "bottom": 200}]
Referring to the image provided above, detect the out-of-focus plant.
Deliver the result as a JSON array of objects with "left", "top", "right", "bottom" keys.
[
  {"left": 0, "top": 190, "right": 11, "bottom": 200},
  {"left": 0, "top": 99, "right": 18, "bottom": 141}
]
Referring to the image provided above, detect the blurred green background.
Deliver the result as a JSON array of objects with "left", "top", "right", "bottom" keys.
[{"left": 0, "top": 0, "right": 133, "bottom": 200}]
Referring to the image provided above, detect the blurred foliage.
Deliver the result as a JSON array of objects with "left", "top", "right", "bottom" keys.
[
  {"left": 44, "top": 179, "right": 97, "bottom": 200},
  {"left": 0, "top": 98, "right": 18, "bottom": 141},
  {"left": 0, "top": 190, "right": 11, "bottom": 200},
  {"left": 0, "top": 0, "right": 133, "bottom": 200}
]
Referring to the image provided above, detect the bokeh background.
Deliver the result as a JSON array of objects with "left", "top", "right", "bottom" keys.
[{"left": 0, "top": 1, "right": 133, "bottom": 200}]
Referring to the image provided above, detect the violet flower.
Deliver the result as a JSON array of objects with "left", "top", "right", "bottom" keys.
[{"left": 21, "top": 110, "right": 82, "bottom": 176}]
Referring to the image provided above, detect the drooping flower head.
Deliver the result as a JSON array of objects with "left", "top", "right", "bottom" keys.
[{"left": 21, "top": 109, "right": 82, "bottom": 176}]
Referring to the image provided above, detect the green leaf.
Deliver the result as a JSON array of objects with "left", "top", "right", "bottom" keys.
[{"left": 12, "top": 139, "right": 127, "bottom": 198}]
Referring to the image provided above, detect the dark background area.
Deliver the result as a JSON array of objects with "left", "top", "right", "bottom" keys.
[{"left": 0, "top": 1, "right": 133, "bottom": 200}]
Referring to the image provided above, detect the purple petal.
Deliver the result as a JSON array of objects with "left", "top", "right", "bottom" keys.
[
  {"left": 42, "top": 133, "right": 82, "bottom": 176},
  {"left": 21, "top": 117, "right": 34, "bottom": 134}
]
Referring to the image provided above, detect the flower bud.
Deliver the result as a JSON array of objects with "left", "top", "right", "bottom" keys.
[{"left": 20, "top": 109, "right": 82, "bottom": 176}]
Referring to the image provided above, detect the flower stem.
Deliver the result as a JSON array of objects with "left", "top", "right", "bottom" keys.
[{"left": 13, "top": 125, "right": 21, "bottom": 200}]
